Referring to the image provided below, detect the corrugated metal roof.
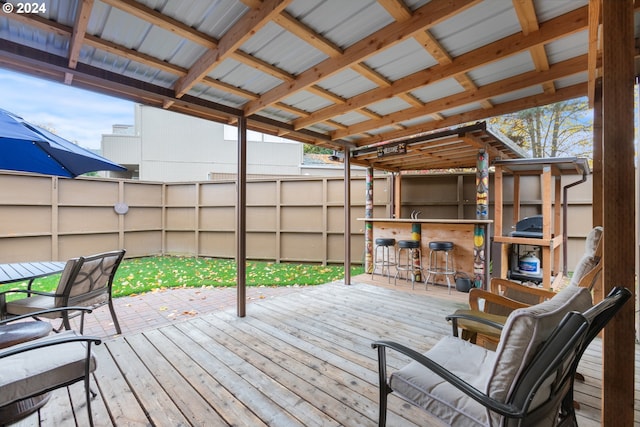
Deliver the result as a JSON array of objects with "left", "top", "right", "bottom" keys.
[{"left": 0, "top": 0, "right": 612, "bottom": 170}]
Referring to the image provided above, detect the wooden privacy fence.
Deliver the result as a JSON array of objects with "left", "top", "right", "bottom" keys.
[{"left": 0, "top": 171, "right": 593, "bottom": 268}]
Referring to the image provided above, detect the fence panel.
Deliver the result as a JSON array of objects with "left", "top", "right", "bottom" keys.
[{"left": 0, "top": 172, "right": 592, "bottom": 269}]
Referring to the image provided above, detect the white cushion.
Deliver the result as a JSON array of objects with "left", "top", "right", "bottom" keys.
[
  {"left": 390, "top": 336, "right": 494, "bottom": 426},
  {"left": 485, "top": 285, "right": 592, "bottom": 425},
  {"left": 569, "top": 226, "right": 602, "bottom": 287},
  {"left": 0, "top": 331, "right": 97, "bottom": 407},
  {"left": 389, "top": 285, "right": 592, "bottom": 427}
]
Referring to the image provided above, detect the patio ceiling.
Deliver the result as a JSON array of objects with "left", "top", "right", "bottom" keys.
[{"left": 0, "top": 0, "right": 614, "bottom": 170}]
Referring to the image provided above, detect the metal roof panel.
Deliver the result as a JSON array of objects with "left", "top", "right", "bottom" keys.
[
  {"left": 367, "top": 98, "right": 412, "bottom": 116},
  {"left": 242, "top": 22, "right": 328, "bottom": 75},
  {"left": 287, "top": 0, "right": 393, "bottom": 49},
  {"left": 209, "top": 58, "right": 283, "bottom": 95},
  {"left": 533, "top": 0, "right": 588, "bottom": 21},
  {"left": 430, "top": 0, "right": 520, "bottom": 57},
  {"left": 467, "top": 51, "right": 535, "bottom": 87},
  {"left": 545, "top": 30, "right": 588, "bottom": 65},
  {"left": 333, "top": 111, "right": 371, "bottom": 127},
  {"left": 554, "top": 72, "right": 588, "bottom": 89},
  {"left": 364, "top": 38, "right": 438, "bottom": 81},
  {"left": 316, "top": 69, "right": 379, "bottom": 99},
  {"left": 410, "top": 78, "right": 466, "bottom": 103},
  {"left": 490, "top": 86, "right": 544, "bottom": 105},
  {"left": 282, "top": 91, "right": 334, "bottom": 112}
]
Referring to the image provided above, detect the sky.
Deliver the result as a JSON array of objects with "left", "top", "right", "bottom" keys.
[{"left": 0, "top": 68, "right": 134, "bottom": 149}]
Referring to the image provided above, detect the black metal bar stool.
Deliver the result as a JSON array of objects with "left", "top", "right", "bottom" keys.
[
  {"left": 371, "top": 238, "right": 396, "bottom": 282},
  {"left": 425, "top": 241, "right": 455, "bottom": 294},
  {"left": 394, "top": 239, "right": 423, "bottom": 288}
]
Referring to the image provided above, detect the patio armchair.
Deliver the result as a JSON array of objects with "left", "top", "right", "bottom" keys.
[
  {"left": 372, "top": 285, "right": 630, "bottom": 427},
  {"left": 0, "top": 249, "right": 126, "bottom": 334},
  {"left": 0, "top": 307, "right": 101, "bottom": 426},
  {"left": 449, "top": 227, "right": 603, "bottom": 349}
]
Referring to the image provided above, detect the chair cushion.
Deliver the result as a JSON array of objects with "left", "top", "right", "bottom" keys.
[
  {"left": 569, "top": 226, "right": 602, "bottom": 287},
  {"left": 390, "top": 285, "right": 592, "bottom": 427},
  {"left": 6, "top": 295, "right": 57, "bottom": 317},
  {"left": 486, "top": 285, "right": 592, "bottom": 425},
  {"left": 390, "top": 336, "right": 494, "bottom": 426},
  {"left": 0, "top": 331, "right": 97, "bottom": 407}
]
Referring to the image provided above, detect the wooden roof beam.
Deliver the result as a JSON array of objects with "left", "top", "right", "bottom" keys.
[
  {"left": 99, "top": 0, "right": 217, "bottom": 48},
  {"left": 273, "top": 11, "right": 342, "bottom": 58},
  {"left": 332, "top": 54, "right": 586, "bottom": 139},
  {"left": 174, "top": 0, "right": 291, "bottom": 98},
  {"left": 243, "top": 0, "right": 481, "bottom": 115},
  {"left": 294, "top": 6, "right": 587, "bottom": 130},
  {"left": 513, "top": 0, "right": 555, "bottom": 94},
  {"left": 354, "top": 82, "right": 586, "bottom": 146},
  {"left": 587, "top": 0, "right": 602, "bottom": 107},
  {"left": 66, "top": 0, "right": 93, "bottom": 81}
]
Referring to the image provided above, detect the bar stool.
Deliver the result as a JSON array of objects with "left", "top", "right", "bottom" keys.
[
  {"left": 371, "top": 238, "right": 396, "bottom": 282},
  {"left": 394, "top": 240, "right": 423, "bottom": 289},
  {"left": 425, "top": 241, "right": 455, "bottom": 294}
]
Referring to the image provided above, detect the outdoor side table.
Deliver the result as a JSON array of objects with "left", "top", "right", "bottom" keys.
[{"left": 0, "top": 321, "right": 53, "bottom": 424}]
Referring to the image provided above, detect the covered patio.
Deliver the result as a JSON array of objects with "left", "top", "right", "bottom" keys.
[
  {"left": 0, "top": 0, "right": 637, "bottom": 424},
  {"left": 14, "top": 277, "right": 636, "bottom": 426}
]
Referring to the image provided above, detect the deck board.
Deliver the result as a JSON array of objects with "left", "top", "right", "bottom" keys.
[{"left": 11, "top": 280, "right": 640, "bottom": 426}]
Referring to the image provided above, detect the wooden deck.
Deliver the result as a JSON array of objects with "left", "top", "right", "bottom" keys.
[{"left": 11, "top": 277, "right": 640, "bottom": 426}]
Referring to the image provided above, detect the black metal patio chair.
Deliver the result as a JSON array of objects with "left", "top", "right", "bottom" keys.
[
  {"left": 372, "top": 285, "right": 630, "bottom": 426},
  {"left": 0, "top": 249, "right": 126, "bottom": 334}
]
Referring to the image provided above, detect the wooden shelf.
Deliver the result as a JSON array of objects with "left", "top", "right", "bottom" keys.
[{"left": 493, "top": 158, "right": 589, "bottom": 289}]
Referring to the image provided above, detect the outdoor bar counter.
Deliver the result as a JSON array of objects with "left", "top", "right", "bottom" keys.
[{"left": 359, "top": 218, "right": 492, "bottom": 288}]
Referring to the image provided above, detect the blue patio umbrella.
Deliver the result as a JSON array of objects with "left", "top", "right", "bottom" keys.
[{"left": 0, "top": 108, "right": 127, "bottom": 178}]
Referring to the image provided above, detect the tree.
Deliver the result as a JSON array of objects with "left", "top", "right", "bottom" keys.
[
  {"left": 489, "top": 98, "right": 593, "bottom": 158},
  {"left": 303, "top": 143, "right": 333, "bottom": 154}
]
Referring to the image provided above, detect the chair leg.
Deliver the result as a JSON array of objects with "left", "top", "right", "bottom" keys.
[
  {"left": 62, "top": 311, "right": 72, "bottom": 331},
  {"left": 379, "top": 388, "right": 387, "bottom": 427},
  {"left": 80, "top": 311, "right": 85, "bottom": 334},
  {"left": 375, "top": 345, "right": 390, "bottom": 427},
  {"left": 85, "top": 371, "right": 95, "bottom": 427},
  {"left": 108, "top": 300, "right": 122, "bottom": 334}
]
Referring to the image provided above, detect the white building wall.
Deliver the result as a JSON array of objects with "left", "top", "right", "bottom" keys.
[
  {"left": 101, "top": 134, "right": 141, "bottom": 164},
  {"left": 101, "top": 104, "right": 365, "bottom": 181}
]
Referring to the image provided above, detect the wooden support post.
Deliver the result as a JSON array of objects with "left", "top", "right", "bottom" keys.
[
  {"left": 474, "top": 150, "right": 489, "bottom": 288},
  {"left": 601, "top": 0, "right": 635, "bottom": 425},
  {"left": 494, "top": 167, "right": 503, "bottom": 237},
  {"left": 364, "top": 167, "right": 374, "bottom": 274},
  {"left": 344, "top": 150, "right": 351, "bottom": 285},
  {"left": 236, "top": 116, "right": 247, "bottom": 318},
  {"left": 393, "top": 172, "right": 402, "bottom": 219}
]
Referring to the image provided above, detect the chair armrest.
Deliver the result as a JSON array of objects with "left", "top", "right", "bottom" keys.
[
  {"left": 0, "top": 332, "right": 101, "bottom": 359},
  {"left": 490, "top": 278, "right": 556, "bottom": 300},
  {"left": 446, "top": 310, "right": 506, "bottom": 336},
  {"left": 0, "top": 307, "right": 93, "bottom": 325},
  {"left": 371, "top": 340, "right": 525, "bottom": 418},
  {"left": 469, "top": 289, "right": 531, "bottom": 312}
]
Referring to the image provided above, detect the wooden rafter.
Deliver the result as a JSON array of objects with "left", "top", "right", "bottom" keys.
[
  {"left": 67, "top": 0, "right": 93, "bottom": 70},
  {"left": 174, "top": 0, "right": 291, "bottom": 97},
  {"left": 512, "top": 0, "right": 554, "bottom": 94},
  {"left": 354, "top": 82, "right": 586, "bottom": 147},
  {"left": 587, "top": 0, "right": 602, "bottom": 107},
  {"left": 332, "top": 55, "right": 586, "bottom": 140},
  {"left": 293, "top": 6, "right": 588, "bottom": 131},
  {"left": 243, "top": 0, "right": 481, "bottom": 115}
]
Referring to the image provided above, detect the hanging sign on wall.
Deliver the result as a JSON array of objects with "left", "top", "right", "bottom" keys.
[{"left": 377, "top": 142, "right": 407, "bottom": 157}]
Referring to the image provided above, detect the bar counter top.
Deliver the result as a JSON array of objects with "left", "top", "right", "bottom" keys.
[{"left": 358, "top": 218, "right": 493, "bottom": 224}]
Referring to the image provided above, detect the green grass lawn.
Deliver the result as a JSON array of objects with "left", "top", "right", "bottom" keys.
[{"left": 4, "top": 256, "right": 364, "bottom": 298}]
